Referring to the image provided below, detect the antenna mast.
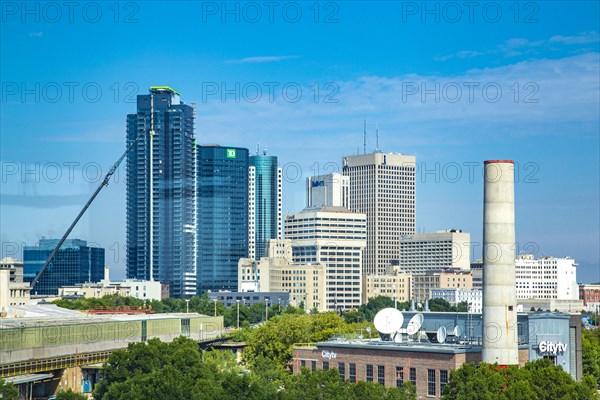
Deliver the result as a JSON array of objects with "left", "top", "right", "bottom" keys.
[
  {"left": 363, "top": 120, "right": 366, "bottom": 155},
  {"left": 376, "top": 124, "right": 379, "bottom": 152}
]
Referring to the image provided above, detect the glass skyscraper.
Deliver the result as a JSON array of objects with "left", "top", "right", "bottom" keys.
[
  {"left": 126, "top": 87, "right": 197, "bottom": 298},
  {"left": 248, "top": 152, "right": 282, "bottom": 260},
  {"left": 197, "top": 145, "right": 249, "bottom": 293},
  {"left": 24, "top": 238, "right": 104, "bottom": 295}
]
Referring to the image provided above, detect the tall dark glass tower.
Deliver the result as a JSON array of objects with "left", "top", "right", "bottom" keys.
[
  {"left": 197, "top": 145, "right": 249, "bottom": 293},
  {"left": 126, "top": 87, "right": 197, "bottom": 298},
  {"left": 24, "top": 238, "right": 104, "bottom": 295},
  {"left": 248, "top": 151, "right": 282, "bottom": 260}
]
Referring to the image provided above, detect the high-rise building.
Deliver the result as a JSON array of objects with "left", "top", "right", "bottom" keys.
[
  {"left": 285, "top": 206, "right": 366, "bottom": 311},
  {"left": 248, "top": 151, "right": 282, "bottom": 260},
  {"left": 126, "top": 86, "right": 197, "bottom": 298},
  {"left": 24, "top": 238, "right": 104, "bottom": 295},
  {"left": 197, "top": 145, "right": 249, "bottom": 293},
  {"left": 306, "top": 173, "right": 350, "bottom": 208},
  {"left": 342, "top": 152, "right": 416, "bottom": 275}
]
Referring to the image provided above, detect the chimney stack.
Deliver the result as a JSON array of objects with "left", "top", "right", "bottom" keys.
[{"left": 482, "top": 160, "right": 518, "bottom": 366}]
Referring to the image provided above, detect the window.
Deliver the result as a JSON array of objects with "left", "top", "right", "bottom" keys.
[
  {"left": 440, "top": 370, "right": 448, "bottom": 395},
  {"left": 301, "top": 360, "right": 306, "bottom": 368},
  {"left": 377, "top": 365, "right": 385, "bottom": 385},
  {"left": 311, "top": 361, "right": 316, "bottom": 372},
  {"left": 349, "top": 363, "right": 356, "bottom": 383},
  {"left": 366, "top": 364, "right": 374, "bottom": 382},
  {"left": 396, "top": 366, "right": 404, "bottom": 388},
  {"left": 181, "top": 318, "right": 190, "bottom": 337},
  {"left": 427, "top": 369, "right": 436, "bottom": 396},
  {"left": 323, "top": 361, "right": 329, "bottom": 371},
  {"left": 339, "top": 363, "right": 346, "bottom": 381},
  {"left": 410, "top": 367, "right": 416, "bottom": 386}
]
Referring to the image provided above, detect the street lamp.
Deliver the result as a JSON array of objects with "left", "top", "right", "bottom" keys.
[
  {"left": 265, "top": 299, "right": 269, "bottom": 321},
  {"left": 236, "top": 300, "right": 240, "bottom": 329},
  {"left": 185, "top": 299, "right": 190, "bottom": 314},
  {"left": 213, "top": 299, "right": 217, "bottom": 316}
]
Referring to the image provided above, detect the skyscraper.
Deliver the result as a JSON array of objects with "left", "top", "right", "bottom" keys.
[
  {"left": 126, "top": 87, "right": 197, "bottom": 298},
  {"left": 248, "top": 150, "right": 282, "bottom": 260},
  {"left": 197, "top": 145, "right": 249, "bottom": 293},
  {"left": 306, "top": 173, "right": 350, "bottom": 208},
  {"left": 342, "top": 152, "right": 416, "bottom": 275},
  {"left": 24, "top": 238, "right": 104, "bottom": 295}
]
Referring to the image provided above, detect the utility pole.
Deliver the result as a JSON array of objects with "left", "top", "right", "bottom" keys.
[
  {"left": 265, "top": 299, "right": 269, "bottom": 321},
  {"left": 236, "top": 300, "right": 240, "bottom": 329}
]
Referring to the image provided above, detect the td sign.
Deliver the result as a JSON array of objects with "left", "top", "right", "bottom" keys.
[{"left": 226, "top": 148, "right": 237, "bottom": 158}]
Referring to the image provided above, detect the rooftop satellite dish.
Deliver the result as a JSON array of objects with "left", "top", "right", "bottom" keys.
[
  {"left": 437, "top": 326, "right": 447, "bottom": 343},
  {"left": 374, "top": 308, "right": 404, "bottom": 335},
  {"left": 406, "top": 313, "right": 424, "bottom": 335},
  {"left": 394, "top": 332, "right": 403, "bottom": 343},
  {"left": 453, "top": 325, "right": 462, "bottom": 337}
]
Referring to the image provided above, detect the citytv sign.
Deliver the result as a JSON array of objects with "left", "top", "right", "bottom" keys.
[
  {"left": 321, "top": 350, "right": 337, "bottom": 360},
  {"left": 538, "top": 341, "right": 567, "bottom": 355}
]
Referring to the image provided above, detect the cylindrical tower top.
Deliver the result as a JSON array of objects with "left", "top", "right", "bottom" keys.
[{"left": 484, "top": 160, "right": 514, "bottom": 164}]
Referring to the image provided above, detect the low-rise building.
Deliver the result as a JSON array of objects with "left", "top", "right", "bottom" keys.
[
  {"left": 362, "top": 269, "right": 411, "bottom": 304},
  {"left": 579, "top": 283, "right": 600, "bottom": 312},
  {"left": 412, "top": 270, "right": 472, "bottom": 303},
  {"left": 207, "top": 291, "right": 289, "bottom": 308},
  {"left": 430, "top": 288, "right": 482, "bottom": 313},
  {"left": 58, "top": 272, "right": 166, "bottom": 301}
]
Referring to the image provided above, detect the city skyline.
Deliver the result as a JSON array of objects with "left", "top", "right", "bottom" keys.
[{"left": 1, "top": 2, "right": 598, "bottom": 284}]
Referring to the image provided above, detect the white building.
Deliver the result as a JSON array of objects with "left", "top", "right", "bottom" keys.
[
  {"left": 306, "top": 173, "right": 350, "bottom": 209},
  {"left": 398, "top": 230, "right": 471, "bottom": 272},
  {"left": 342, "top": 152, "right": 416, "bottom": 275},
  {"left": 285, "top": 206, "right": 367, "bottom": 311},
  {"left": 430, "top": 288, "right": 482, "bottom": 313}
]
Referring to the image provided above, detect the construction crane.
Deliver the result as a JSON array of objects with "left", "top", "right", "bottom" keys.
[{"left": 30, "top": 128, "right": 147, "bottom": 291}]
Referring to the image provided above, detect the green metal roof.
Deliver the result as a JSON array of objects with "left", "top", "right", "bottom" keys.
[{"left": 149, "top": 86, "right": 181, "bottom": 95}]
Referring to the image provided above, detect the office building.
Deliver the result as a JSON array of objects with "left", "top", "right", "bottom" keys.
[
  {"left": 397, "top": 230, "right": 471, "bottom": 273},
  {"left": 306, "top": 173, "right": 349, "bottom": 208},
  {"left": 293, "top": 311, "right": 582, "bottom": 399},
  {"left": 411, "top": 269, "right": 472, "bottom": 303},
  {"left": 58, "top": 279, "right": 166, "bottom": 301},
  {"left": 238, "top": 239, "right": 327, "bottom": 311},
  {"left": 342, "top": 152, "right": 416, "bottom": 275},
  {"left": 24, "top": 239, "right": 104, "bottom": 295},
  {"left": 126, "top": 86, "right": 197, "bottom": 298},
  {"left": 430, "top": 288, "right": 482, "bottom": 313},
  {"left": 0, "top": 258, "right": 24, "bottom": 283},
  {"left": 197, "top": 145, "right": 249, "bottom": 293},
  {"left": 248, "top": 150, "right": 282, "bottom": 260},
  {"left": 285, "top": 207, "right": 366, "bottom": 311},
  {"left": 362, "top": 270, "right": 411, "bottom": 304}
]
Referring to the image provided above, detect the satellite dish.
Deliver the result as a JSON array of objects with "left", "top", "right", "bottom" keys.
[
  {"left": 394, "top": 332, "right": 403, "bottom": 343},
  {"left": 453, "top": 325, "right": 462, "bottom": 337},
  {"left": 406, "top": 313, "right": 424, "bottom": 335},
  {"left": 374, "top": 308, "right": 404, "bottom": 335},
  {"left": 437, "top": 326, "right": 447, "bottom": 343}
]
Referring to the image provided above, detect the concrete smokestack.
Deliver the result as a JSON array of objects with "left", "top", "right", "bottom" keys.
[{"left": 482, "top": 160, "right": 518, "bottom": 366}]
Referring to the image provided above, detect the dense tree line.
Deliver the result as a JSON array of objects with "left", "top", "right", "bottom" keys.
[
  {"left": 442, "top": 359, "right": 599, "bottom": 399},
  {"left": 583, "top": 328, "right": 600, "bottom": 384},
  {"left": 92, "top": 337, "right": 416, "bottom": 400}
]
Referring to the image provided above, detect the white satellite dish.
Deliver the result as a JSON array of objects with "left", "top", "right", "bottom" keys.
[
  {"left": 406, "top": 313, "right": 424, "bottom": 335},
  {"left": 374, "top": 308, "right": 404, "bottom": 335},
  {"left": 394, "top": 332, "right": 403, "bottom": 343},
  {"left": 437, "top": 326, "right": 447, "bottom": 343},
  {"left": 453, "top": 325, "right": 462, "bottom": 337}
]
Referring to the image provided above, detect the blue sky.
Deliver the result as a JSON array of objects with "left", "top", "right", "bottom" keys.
[{"left": 1, "top": 1, "right": 599, "bottom": 282}]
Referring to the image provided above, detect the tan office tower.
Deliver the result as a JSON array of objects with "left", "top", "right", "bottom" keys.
[{"left": 342, "top": 152, "right": 416, "bottom": 275}]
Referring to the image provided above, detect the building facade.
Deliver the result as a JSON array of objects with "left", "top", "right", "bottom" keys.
[
  {"left": 238, "top": 239, "right": 327, "bottom": 312},
  {"left": 58, "top": 279, "right": 165, "bottom": 301},
  {"left": 397, "top": 230, "right": 471, "bottom": 273},
  {"left": 208, "top": 291, "right": 289, "bottom": 309},
  {"left": 306, "top": 173, "right": 350, "bottom": 209},
  {"left": 126, "top": 86, "right": 197, "bottom": 298},
  {"left": 362, "top": 271, "right": 411, "bottom": 304},
  {"left": 579, "top": 283, "right": 600, "bottom": 312},
  {"left": 285, "top": 207, "right": 366, "bottom": 311},
  {"left": 430, "top": 288, "right": 482, "bottom": 313},
  {"left": 197, "top": 145, "right": 249, "bottom": 293},
  {"left": 412, "top": 270, "right": 473, "bottom": 303},
  {"left": 248, "top": 151, "right": 282, "bottom": 260},
  {"left": 24, "top": 239, "right": 104, "bottom": 295},
  {"left": 0, "top": 258, "right": 24, "bottom": 283},
  {"left": 342, "top": 152, "right": 416, "bottom": 276}
]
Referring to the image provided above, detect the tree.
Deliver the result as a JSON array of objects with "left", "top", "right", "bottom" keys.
[
  {"left": 442, "top": 359, "right": 599, "bottom": 400},
  {"left": 582, "top": 328, "right": 600, "bottom": 383},
  {"left": 56, "top": 389, "right": 88, "bottom": 400},
  {"left": 0, "top": 379, "right": 18, "bottom": 400}
]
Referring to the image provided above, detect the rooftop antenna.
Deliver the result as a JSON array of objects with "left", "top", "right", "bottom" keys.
[
  {"left": 363, "top": 120, "right": 367, "bottom": 155},
  {"left": 263, "top": 146, "right": 268, "bottom": 156},
  {"left": 256, "top": 143, "right": 260, "bottom": 156},
  {"left": 376, "top": 124, "right": 379, "bottom": 152}
]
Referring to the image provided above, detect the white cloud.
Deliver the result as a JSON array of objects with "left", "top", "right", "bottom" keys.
[{"left": 225, "top": 55, "right": 301, "bottom": 64}]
